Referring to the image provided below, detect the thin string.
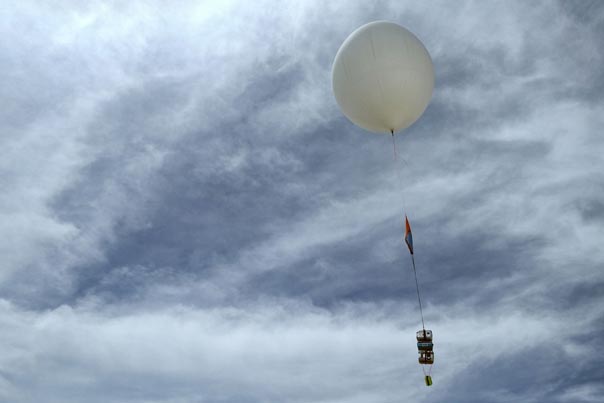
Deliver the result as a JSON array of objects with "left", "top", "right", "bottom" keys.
[
  {"left": 411, "top": 254, "right": 426, "bottom": 330},
  {"left": 390, "top": 130, "right": 433, "bottom": 383},
  {"left": 422, "top": 364, "right": 433, "bottom": 377},
  {"left": 390, "top": 131, "right": 408, "bottom": 212},
  {"left": 390, "top": 130, "right": 424, "bottom": 328}
]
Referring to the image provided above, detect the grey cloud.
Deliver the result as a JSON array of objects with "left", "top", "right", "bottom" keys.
[{"left": 0, "top": 1, "right": 603, "bottom": 402}]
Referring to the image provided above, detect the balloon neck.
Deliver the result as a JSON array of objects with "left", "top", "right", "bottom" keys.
[{"left": 390, "top": 129, "right": 394, "bottom": 135}]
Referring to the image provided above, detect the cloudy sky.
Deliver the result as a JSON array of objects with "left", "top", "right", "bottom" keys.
[{"left": 1, "top": 1, "right": 603, "bottom": 402}]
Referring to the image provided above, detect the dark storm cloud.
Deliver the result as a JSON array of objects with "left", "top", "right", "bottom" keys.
[{"left": 0, "top": 1, "right": 603, "bottom": 402}]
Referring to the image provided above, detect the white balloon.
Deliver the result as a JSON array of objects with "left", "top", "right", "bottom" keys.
[{"left": 332, "top": 21, "right": 434, "bottom": 134}]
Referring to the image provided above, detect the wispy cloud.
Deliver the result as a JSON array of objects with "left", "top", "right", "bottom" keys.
[{"left": 0, "top": 0, "right": 602, "bottom": 401}]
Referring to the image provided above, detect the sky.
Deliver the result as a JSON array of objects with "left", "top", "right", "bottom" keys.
[{"left": 1, "top": 1, "right": 603, "bottom": 402}]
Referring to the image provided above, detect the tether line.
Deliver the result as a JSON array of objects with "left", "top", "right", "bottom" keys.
[
  {"left": 390, "top": 130, "right": 426, "bottom": 331},
  {"left": 410, "top": 254, "right": 425, "bottom": 330}
]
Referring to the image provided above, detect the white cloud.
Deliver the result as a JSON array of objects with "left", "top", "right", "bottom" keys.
[
  {"left": 0, "top": 1, "right": 603, "bottom": 401},
  {"left": 0, "top": 296, "right": 599, "bottom": 402}
]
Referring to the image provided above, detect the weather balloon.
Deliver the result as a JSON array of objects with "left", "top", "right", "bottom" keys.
[
  {"left": 332, "top": 21, "right": 434, "bottom": 134},
  {"left": 333, "top": 21, "right": 436, "bottom": 387}
]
